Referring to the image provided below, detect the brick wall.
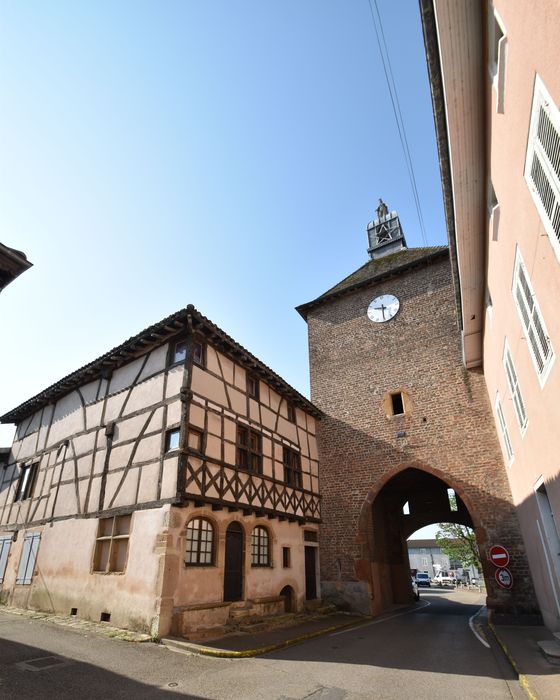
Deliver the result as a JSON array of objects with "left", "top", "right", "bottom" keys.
[{"left": 306, "top": 252, "right": 539, "bottom": 617}]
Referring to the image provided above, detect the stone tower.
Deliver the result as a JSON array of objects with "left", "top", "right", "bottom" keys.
[{"left": 296, "top": 208, "right": 539, "bottom": 621}]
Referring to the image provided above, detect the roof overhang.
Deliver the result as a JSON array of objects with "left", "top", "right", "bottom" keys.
[
  {"left": 0, "top": 243, "right": 32, "bottom": 292},
  {"left": 420, "top": 0, "right": 487, "bottom": 368}
]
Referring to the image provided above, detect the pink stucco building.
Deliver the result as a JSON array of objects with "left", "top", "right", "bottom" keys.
[{"left": 422, "top": 0, "right": 560, "bottom": 631}]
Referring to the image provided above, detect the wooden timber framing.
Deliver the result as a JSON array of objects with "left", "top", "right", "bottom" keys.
[{"left": 0, "top": 305, "right": 321, "bottom": 532}]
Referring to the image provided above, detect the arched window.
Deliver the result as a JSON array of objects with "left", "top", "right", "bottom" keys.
[
  {"left": 185, "top": 518, "right": 214, "bottom": 565},
  {"left": 251, "top": 526, "right": 270, "bottom": 566}
]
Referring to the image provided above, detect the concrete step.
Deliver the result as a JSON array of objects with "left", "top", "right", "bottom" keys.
[
  {"left": 537, "top": 640, "right": 560, "bottom": 665},
  {"left": 229, "top": 607, "right": 257, "bottom": 620}
]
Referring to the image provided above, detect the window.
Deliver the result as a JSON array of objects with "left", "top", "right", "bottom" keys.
[
  {"left": 0, "top": 536, "right": 12, "bottom": 583},
  {"left": 283, "top": 447, "right": 302, "bottom": 487},
  {"left": 495, "top": 394, "right": 514, "bottom": 465},
  {"left": 489, "top": 10, "right": 506, "bottom": 113},
  {"left": 287, "top": 402, "right": 296, "bottom": 423},
  {"left": 16, "top": 532, "right": 41, "bottom": 584},
  {"left": 185, "top": 518, "right": 215, "bottom": 565},
  {"left": 193, "top": 340, "right": 204, "bottom": 365},
  {"left": 513, "top": 250, "right": 554, "bottom": 383},
  {"left": 303, "top": 530, "right": 318, "bottom": 542},
  {"left": 188, "top": 427, "right": 204, "bottom": 452},
  {"left": 251, "top": 526, "right": 270, "bottom": 566},
  {"left": 525, "top": 76, "right": 560, "bottom": 260},
  {"left": 92, "top": 515, "right": 131, "bottom": 573},
  {"left": 236, "top": 425, "right": 262, "bottom": 474},
  {"left": 391, "top": 392, "right": 404, "bottom": 416},
  {"left": 247, "top": 374, "right": 259, "bottom": 400},
  {"left": 14, "top": 463, "right": 38, "bottom": 502},
  {"left": 172, "top": 339, "right": 187, "bottom": 364},
  {"left": 282, "top": 546, "right": 291, "bottom": 568},
  {"left": 503, "top": 342, "right": 528, "bottom": 433},
  {"left": 166, "top": 428, "right": 180, "bottom": 451}
]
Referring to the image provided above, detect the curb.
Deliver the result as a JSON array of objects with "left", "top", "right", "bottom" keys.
[
  {"left": 0, "top": 605, "right": 152, "bottom": 643},
  {"left": 163, "top": 616, "right": 370, "bottom": 658},
  {"left": 487, "top": 623, "right": 538, "bottom": 700}
]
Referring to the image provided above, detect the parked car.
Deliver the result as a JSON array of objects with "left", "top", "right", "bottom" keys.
[
  {"left": 415, "top": 572, "right": 431, "bottom": 587},
  {"left": 433, "top": 572, "right": 456, "bottom": 587},
  {"left": 411, "top": 578, "right": 420, "bottom": 601}
]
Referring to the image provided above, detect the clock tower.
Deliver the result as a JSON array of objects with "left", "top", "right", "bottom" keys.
[{"left": 297, "top": 206, "right": 540, "bottom": 622}]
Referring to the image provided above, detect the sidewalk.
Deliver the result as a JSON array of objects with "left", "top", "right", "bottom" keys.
[
  {"left": 488, "top": 622, "right": 560, "bottom": 700},
  {"left": 162, "top": 611, "right": 369, "bottom": 658}
]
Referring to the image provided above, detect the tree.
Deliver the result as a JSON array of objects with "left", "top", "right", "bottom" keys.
[{"left": 435, "top": 523, "right": 481, "bottom": 571}]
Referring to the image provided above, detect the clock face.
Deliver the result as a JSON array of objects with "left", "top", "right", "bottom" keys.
[{"left": 367, "top": 294, "right": 400, "bottom": 323}]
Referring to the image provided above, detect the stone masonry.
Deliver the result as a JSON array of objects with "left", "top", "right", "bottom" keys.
[{"left": 299, "top": 248, "right": 539, "bottom": 619}]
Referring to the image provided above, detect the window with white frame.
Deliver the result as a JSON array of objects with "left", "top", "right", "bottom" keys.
[
  {"left": 525, "top": 76, "right": 560, "bottom": 261},
  {"left": 16, "top": 532, "right": 41, "bottom": 584},
  {"left": 503, "top": 341, "right": 528, "bottom": 433},
  {"left": 495, "top": 394, "right": 514, "bottom": 465},
  {"left": 513, "top": 250, "right": 554, "bottom": 383},
  {"left": 489, "top": 9, "right": 506, "bottom": 113}
]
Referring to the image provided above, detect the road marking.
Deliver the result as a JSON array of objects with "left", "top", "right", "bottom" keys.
[
  {"left": 469, "top": 606, "right": 490, "bottom": 648},
  {"left": 330, "top": 601, "right": 431, "bottom": 637}
]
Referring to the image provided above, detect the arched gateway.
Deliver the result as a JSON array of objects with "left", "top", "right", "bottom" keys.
[{"left": 297, "top": 214, "right": 540, "bottom": 621}]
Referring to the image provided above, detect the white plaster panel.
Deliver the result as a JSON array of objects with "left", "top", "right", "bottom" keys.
[
  {"left": 13, "top": 434, "right": 39, "bottom": 462},
  {"left": 51, "top": 392, "right": 85, "bottom": 434},
  {"left": 72, "top": 432, "right": 96, "bottom": 458},
  {"left": 85, "top": 402, "right": 104, "bottom": 430},
  {"left": 109, "top": 357, "right": 145, "bottom": 395},
  {"left": 93, "top": 448, "right": 107, "bottom": 475},
  {"left": 137, "top": 461, "right": 160, "bottom": 504},
  {"left": 134, "top": 434, "right": 161, "bottom": 463},
  {"left": 226, "top": 386, "right": 246, "bottom": 416},
  {"left": 139, "top": 346, "right": 167, "bottom": 381},
  {"left": 79, "top": 380, "right": 99, "bottom": 405},
  {"left": 160, "top": 455, "right": 178, "bottom": 499},
  {"left": 77, "top": 478, "right": 89, "bottom": 514},
  {"left": 123, "top": 376, "right": 164, "bottom": 416},
  {"left": 297, "top": 428, "right": 309, "bottom": 455},
  {"left": 103, "top": 392, "right": 128, "bottom": 423},
  {"left": 109, "top": 467, "right": 140, "bottom": 509},
  {"left": 77, "top": 456, "right": 93, "bottom": 479},
  {"left": 109, "top": 443, "right": 135, "bottom": 470},
  {"left": 53, "top": 483, "right": 79, "bottom": 518},
  {"left": 86, "top": 476, "right": 102, "bottom": 512},
  {"left": 115, "top": 412, "right": 156, "bottom": 445},
  {"left": 165, "top": 366, "right": 183, "bottom": 399},
  {"left": 147, "top": 406, "right": 164, "bottom": 433},
  {"left": 189, "top": 403, "right": 205, "bottom": 429},
  {"left": 23, "top": 411, "right": 42, "bottom": 437},
  {"left": 166, "top": 400, "right": 181, "bottom": 427}
]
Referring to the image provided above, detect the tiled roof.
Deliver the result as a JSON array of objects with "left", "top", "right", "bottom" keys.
[
  {"left": 297, "top": 246, "right": 448, "bottom": 319},
  {"left": 1, "top": 305, "right": 321, "bottom": 424}
]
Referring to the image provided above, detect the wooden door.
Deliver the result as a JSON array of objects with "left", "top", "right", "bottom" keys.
[
  {"left": 304, "top": 546, "right": 317, "bottom": 600},
  {"left": 224, "top": 522, "right": 244, "bottom": 602}
]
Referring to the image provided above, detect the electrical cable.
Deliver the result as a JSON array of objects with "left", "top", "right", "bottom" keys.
[{"left": 367, "top": 0, "right": 429, "bottom": 247}]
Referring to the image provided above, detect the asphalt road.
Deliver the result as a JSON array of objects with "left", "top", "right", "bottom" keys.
[{"left": 0, "top": 590, "right": 525, "bottom": 700}]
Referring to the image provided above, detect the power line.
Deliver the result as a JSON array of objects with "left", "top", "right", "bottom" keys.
[{"left": 367, "top": 0, "right": 429, "bottom": 247}]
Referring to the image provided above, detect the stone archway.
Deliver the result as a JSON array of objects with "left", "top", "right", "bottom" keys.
[{"left": 355, "top": 464, "right": 486, "bottom": 616}]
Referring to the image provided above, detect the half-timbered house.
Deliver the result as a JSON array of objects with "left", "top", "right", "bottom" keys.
[{"left": 0, "top": 305, "right": 321, "bottom": 637}]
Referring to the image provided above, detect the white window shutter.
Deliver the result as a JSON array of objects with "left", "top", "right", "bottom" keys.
[
  {"left": 0, "top": 537, "right": 11, "bottom": 583},
  {"left": 16, "top": 533, "right": 40, "bottom": 585}
]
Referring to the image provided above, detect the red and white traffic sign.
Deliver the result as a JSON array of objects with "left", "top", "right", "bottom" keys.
[
  {"left": 495, "top": 567, "right": 513, "bottom": 589},
  {"left": 488, "top": 544, "right": 510, "bottom": 568}
]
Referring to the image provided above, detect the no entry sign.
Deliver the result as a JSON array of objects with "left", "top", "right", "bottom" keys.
[
  {"left": 495, "top": 567, "right": 513, "bottom": 589},
  {"left": 488, "top": 544, "right": 510, "bottom": 568}
]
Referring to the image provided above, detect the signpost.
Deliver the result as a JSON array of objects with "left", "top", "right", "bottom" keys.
[
  {"left": 495, "top": 567, "right": 513, "bottom": 589},
  {"left": 488, "top": 544, "right": 510, "bottom": 568}
]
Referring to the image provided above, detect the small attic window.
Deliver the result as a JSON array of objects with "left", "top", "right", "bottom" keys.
[{"left": 391, "top": 393, "right": 404, "bottom": 416}]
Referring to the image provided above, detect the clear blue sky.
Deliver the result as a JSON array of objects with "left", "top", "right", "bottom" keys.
[{"left": 0, "top": 0, "right": 446, "bottom": 447}]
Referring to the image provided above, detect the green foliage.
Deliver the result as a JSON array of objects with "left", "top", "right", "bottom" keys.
[{"left": 435, "top": 523, "right": 481, "bottom": 570}]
